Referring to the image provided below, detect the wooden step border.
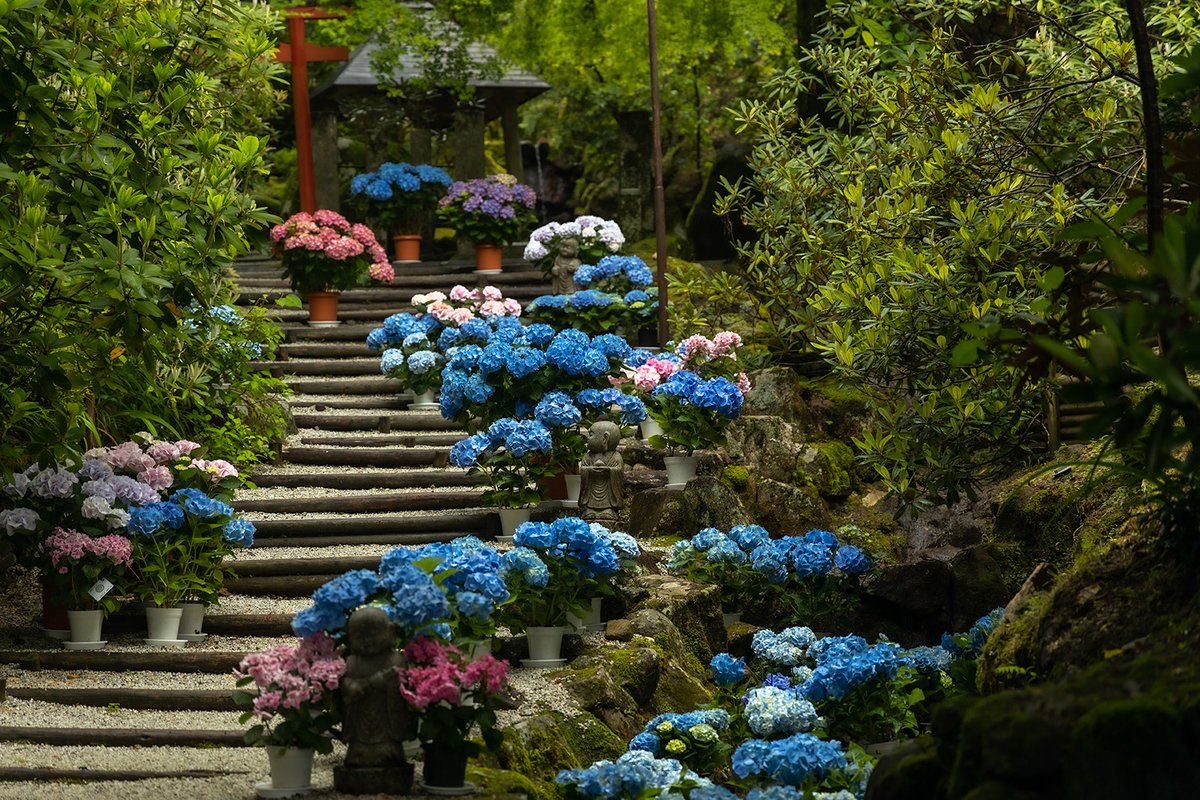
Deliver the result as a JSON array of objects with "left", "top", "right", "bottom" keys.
[
  {"left": 0, "top": 726, "right": 249, "bottom": 748},
  {"left": 7, "top": 687, "right": 239, "bottom": 712}
]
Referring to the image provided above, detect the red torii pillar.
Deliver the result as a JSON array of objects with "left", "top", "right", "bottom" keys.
[{"left": 274, "top": 7, "right": 349, "bottom": 214}]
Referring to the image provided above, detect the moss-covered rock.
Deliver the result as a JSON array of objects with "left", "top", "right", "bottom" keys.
[
  {"left": 493, "top": 715, "right": 581, "bottom": 796},
  {"left": 742, "top": 367, "right": 814, "bottom": 425},
  {"left": 622, "top": 574, "right": 726, "bottom": 662},
  {"left": 991, "top": 484, "right": 1084, "bottom": 580},
  {"left": 863, "top": 736, "right": 944, "bottom": 800},
  {"left": 560, "top": 712, "right": 626, "bottom": 766},
  {"left": 466, "top": 766, "right": 545, "bottom": 800},
  {"left": 798, "top": 376, "right": 874, "bottom": 441},
  {"left": 753, "top": 478, "right": 832, "bottom": 537},
  {"left": 725, "top": 415, "right": 806, "bottom": 484},
  {"left": 800, "top": 440, "right": 858, "bottom": 498},
  {"left": 722, "top": 465, "right": 751, "bottom": 492}
]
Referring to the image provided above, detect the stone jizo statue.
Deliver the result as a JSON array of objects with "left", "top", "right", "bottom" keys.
[
  {"left": 551, "top": 237, "right": 582, "bottom": 295},
  {"left": 334, "top": 606, "right": 414, "bottom": 794},
  {"left": 579, "top": 420, "right": 624, "bottom": 526}
]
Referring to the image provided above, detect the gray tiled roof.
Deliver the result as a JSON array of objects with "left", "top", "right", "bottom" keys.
[{"left": 331, "top": 40, "right": 550, "bottom": 91}]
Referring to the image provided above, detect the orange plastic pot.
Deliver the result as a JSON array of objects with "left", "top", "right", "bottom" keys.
[
  {"left": 392, "top": 235, "right": 421, "bottom": 262},
  {"left": 307, "top": 291, "right": 340, "bottom": 323},
  {"left": 474, "top": 243, "right": 503, "bottom": 272}
]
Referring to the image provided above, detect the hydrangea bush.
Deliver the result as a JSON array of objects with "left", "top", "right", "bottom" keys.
[
  {"left": 37, "top": 527, "right": 133, "bottom": 615},
  {"left": 437, "top": 174, "right": 537, "bottom": 245},
  {"left": 628, "top": 709, "right": 734, "bottom": 777},
  {"left": 234, "top": 632, "right": 345, "bottom": 753},
  {"left": 125, "top": 487, "right": 255, "bottom": 606},
  {"left": 574, "top": 255, "right": 654, "bottom": 295},
  {"left": 555, "top": 750, "right": 714, "bottom": 799},
  {"left": 396, "top": 636, "right": 509, "bottom": 756},
  {"left": 349, "top": 161, "right": 452, "bottom": 234},
  {"left": 499, "top": 518, "right": 637, "bottom": 628},
  {"left": 0, "top": 434, "right": 247, "bottom": 566},
  {"left": 524, "top": 215, "right": 625, "bottom": 276},
  {"left": 290, "top": 537, "right": 509, "bottom": 648},
  {"left": 525, "top": 287, "right": 659, "bottom": 336},
  {"left": 440, "top": 325, "right": 646, "bottom": 507},
  {"left": 270, "top": 210, "right": 393, "bottom": 294}
]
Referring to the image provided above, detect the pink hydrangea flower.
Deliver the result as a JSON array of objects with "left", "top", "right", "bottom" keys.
[
  {"left": 449, "top": 308, "right": 475, "bottom": 326},
  {"left": 146, "top": 441, "right": 182, "bottom": 462},
  {"left": 427, "top": 301, "right": 454, "bottom": 321},
  {"left": 449, "top": 285, "right": 474, "bottom": 302},
  {"left": 479, "top": 300, "right": 506, "bottom": 317},
  {"left": 482, "top": 286, "right": 503, "bottom": 301},
  {"left": 633, "top": 365, "right": 662, "bottom": 391},
  {"left": 136, "top": 465, "right": 174, "bottom": 492},
  {"left": 175, "top": 440, "right": 202, "bottom": 456},
  {"left": 369, "top": 261, "right": 395, "bottom": 282},
  {"left": 502, "top": 298, "right": 522, "bottom": 316},
  {"left": 735, "top": 372, "right": 752, "bottom": 395}
]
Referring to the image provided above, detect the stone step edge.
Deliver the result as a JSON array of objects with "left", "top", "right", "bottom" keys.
[
  {"left": 0, "top": 725, "right": 248, "bottom": 748},
  {"left": 7, "top": 687, "right": 239, "bottom": 712}
]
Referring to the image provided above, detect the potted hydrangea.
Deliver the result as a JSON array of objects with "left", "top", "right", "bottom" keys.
[
  {"left": 498, "top": 518, "right": 626, "bottom": 664},
  {"left": 349, "top": 162, "right": 452, "bottom": 262},
  {"left": 37, "top": 527, "right": 134, "bottom": 647},
  {"left": 437, "top": 174, "right": 537, "bottom": 272},
  {"left": 523, "top": 215, "right": 625, "bottom": 277},
  {"left": 234, "top": 633, "right": 346, "bottom": 793},
  {"left": 269, "top": 210, "right": 394, "bottom": 325},
  {"left": 397, "top": 637, "right": 509, "bottom": 790}
]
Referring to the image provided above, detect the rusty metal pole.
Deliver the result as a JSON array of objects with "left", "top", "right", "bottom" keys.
[{"left": 647, "top": 0, "right": 669, "bottom": 347}]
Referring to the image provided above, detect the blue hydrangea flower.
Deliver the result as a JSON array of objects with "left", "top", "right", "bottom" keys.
[
  {"left": 803, "top": 529, "right": 840, "bottom": 550},
  {"left": 222, "top": 517, "right": 255, "bottom": 548},
  {"left": 743, "top": 686, "right": 818, "bottom": 737},
  {"left": 834, "top": 544, "right": 872, "bottom": 574},
  {"left": 731, "top": 733, "right": 847, "bottom": 783},
  {"left": 752, "top": 629, "right": 809, "bottom": 667},
  {"left": 501, "top": 547, "right": 550, "bottom": 588},
  {"left": 709, "top": 653, "right": 746, "bottom": 686},
  {"left": 791, "top": 542, "right": 833, "bottom": 577}
]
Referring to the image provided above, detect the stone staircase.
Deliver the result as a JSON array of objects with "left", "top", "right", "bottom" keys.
[{"left": 0, "top": 254, "right": 555, "bottom": 793}]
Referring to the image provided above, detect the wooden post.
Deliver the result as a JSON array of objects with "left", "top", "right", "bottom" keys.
[
  {"left": 501, "top": 100, "right": 525, "bottom": 183},
  {"left": 647, "top": 0, "right": 669, "bottom": 346},
  {"left": 274, "top": 8, "right": 349, "bottom": 214}
]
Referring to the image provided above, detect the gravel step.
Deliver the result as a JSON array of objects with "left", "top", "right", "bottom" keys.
[
  {"left": 279, "top": 343, "right": 377, "bottom": 358},
  {"left": 226, "top": 574, "right": 352, "bottom": 596},
  {"left": 290, "top": 414, "right": 451, "bottom": 431},
  {"left": 0, "top": 651, "right": 246, "bottom": 674},
  {"left": 298, "top": 433, "right": 465, "bottom": 448},
  {"left": 253, "top": 530, "right": 476, "bottom": 548},
  {"left": 286, "top": 378, "right": 403, "bottom": 394},
  {"left": 94, "top": 613, "right": 295, "bottom": 637},
  {"left": 280, "top": 446, "right": 449, "bottom": 468},
  {"left": 282, "top": 324, "right": 381, "bottom": 342},
  {"left": 6, "top": 688, "right": 239, "bottom": 712},
  {"left": 289, "top": 397, "right": 410, "bottom": 410},
  {"left": 0, "top": 766, "right": 250, "bottom": 783},
  {"left": 247, "top": 470, "right": 474, "bottom": 489},
  {"left": 234, "top": 556, "right": 380, "bottom": 576},
  {"left": 248, "top": 512, "right": 493, "bottom": 538},
  {"left": 0, "top": 725, "right": 248, "bottom": 748},
  {"left": 257, "top": 359, "right": 382, "bottom": 377},
  {"left": 232, "top": 490, "right": 481, "bottom": 514}
]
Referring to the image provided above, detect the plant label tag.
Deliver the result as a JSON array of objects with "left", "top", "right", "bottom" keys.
[{"left": 88, "top": 579, "right": 114, "bottom": 601}]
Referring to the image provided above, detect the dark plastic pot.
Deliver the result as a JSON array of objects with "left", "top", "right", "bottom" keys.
[{"left": 422, "top": 744, "right": 468, "bottom": 788}]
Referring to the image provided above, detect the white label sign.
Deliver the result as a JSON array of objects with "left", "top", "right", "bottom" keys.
[{"left": 88, "top": 578, "right": 114, "bottom": 602}]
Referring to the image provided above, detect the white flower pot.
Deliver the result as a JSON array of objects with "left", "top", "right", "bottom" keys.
[
  {"left": 526, "top": 625, "right": 566, "bottom": 661},
  {"left": 410, "top": 390, "right": 439, "bottom": 411},
  {"left": 498, "top": 506, "right": 533, "bottom": 538},
  {"left": 177, "top": 602, "right": 205, "bottom": 637},
  {"left": 266, "top": 745, "right": 315, "bottom": 790},
  {"left": 67, "top": 609, "right": 103, "bottom": 644},
  {"left": 663, "top": 456, "right": 699, "bottom": 488},
  {"left": 567, "top": 597, "right": 603, "bottom": 632},
  {"left": 640, "top": 419, "right": 663, "bottom": 442},
  {"left": 145, "top": 606, "right": 183, "bottom": 641},
  {"left": 564, "top": 474, "right": 581, "bottom": 503}
]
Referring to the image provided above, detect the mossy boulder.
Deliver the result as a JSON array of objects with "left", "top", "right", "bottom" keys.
[
  {"left": 560, "top": 711, "right": 626, "bottom": 766},
  {"left": 725, "top": 415, "right": 806, "bottom": 484},
  {"left": 991, "top": 484, "right": 1085, "bottom": 580},
  {"left": 493, "top": 714, "right": 582, "bottom": 794},
  {"left": 798, "top": 376, "right": 874, "bottom": 441},
  {"left": 863, "top": 736, "right": 944, "bottom": 800},
  {"left": 466, "top": 766, "right": 545, "bottom": 800},
  {"left": 742, "top": 366, "right": 813, "bottom": 425},
  {"left": 753, "top": 478, "right": 832, "bottom": 537},
  {"left": 625, "top": 477, "right": 750, "bottom": 541},
  {"left": 722, "top": 465, "right": 751, "bottom": 492},
  {"left": 800, "top": 441, "right": 857, "bottom": 499},
  {"left": 622, "top": 575, "right": 726, "bottom": 663}
]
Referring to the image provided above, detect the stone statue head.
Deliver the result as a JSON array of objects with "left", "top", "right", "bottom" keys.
[
  {"left": 560, "top": 237, "right": 580, "bottom": 257},
  {"left": 346, "top": 606, "right": 394, "bottom": 657},
  {"left": 587, "top": 420, "right": 621, "bottom": 453}
]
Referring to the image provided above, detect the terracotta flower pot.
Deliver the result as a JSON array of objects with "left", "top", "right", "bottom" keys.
[
  {"left": 392, "top": 234, "right": 421, "bottom": 262},
  {"left": 307, "top": 291, "right": 340, "bottom": 326},
  {"left": 474, "top": 243, "right": 503, "bottom": 272}
]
